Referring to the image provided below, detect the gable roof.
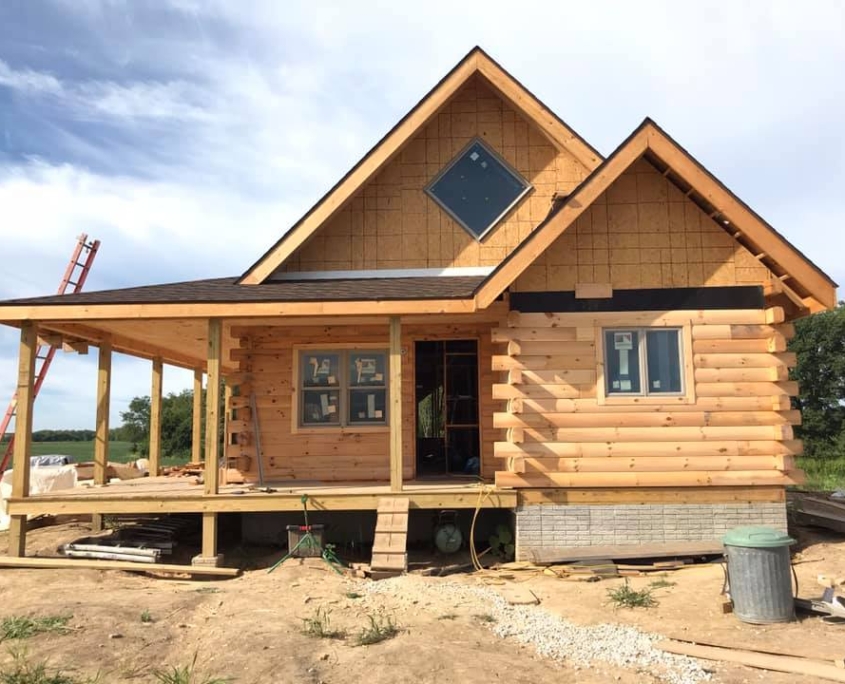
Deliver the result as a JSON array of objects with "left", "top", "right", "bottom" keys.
[
  {"left": 474, "top": 118, "right": 837, "bottom": 313},
  {"left": 238, "top": 46, "right": 603, "bottom": 285}
]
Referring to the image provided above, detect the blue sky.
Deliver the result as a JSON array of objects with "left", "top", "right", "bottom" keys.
[{"left": 0, "top": 0, "right": 843, "bottom": 430}]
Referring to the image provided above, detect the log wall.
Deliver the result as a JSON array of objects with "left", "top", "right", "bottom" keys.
[
  {"left": 512, "top": 158, "right": 774, "bottom": 292},
  {"left": 279, "top": 75, "right": 590, "bottom": 273},
  {"left": 224, "top": 320, "right": 498, "bottom": 482},
  {"left": 492, "top": 306, "right": 805, "bottom": 489}
]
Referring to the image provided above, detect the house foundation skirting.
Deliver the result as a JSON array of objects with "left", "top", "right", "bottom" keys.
[{"left": 513, "top": 502, "right": 788, "bottom": 562}]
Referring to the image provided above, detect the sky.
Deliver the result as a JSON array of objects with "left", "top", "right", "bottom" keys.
[{"left": 0, "top": 0, "right": 843, "bottom": 431}]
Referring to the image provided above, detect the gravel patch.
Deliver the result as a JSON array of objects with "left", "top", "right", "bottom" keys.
[{"left": 355, "top": 575, "right": 711, "bottom": 684}]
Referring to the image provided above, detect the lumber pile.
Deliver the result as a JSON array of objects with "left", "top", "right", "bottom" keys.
[
  {"left": 0, "top": 555, "right": 239, "bottom": 577},
  {"left": 370, "top": 497, "right": 409, "bottom": 579},
  {"left": 790, "top": 491, "right": 845, "bottom": 534}
]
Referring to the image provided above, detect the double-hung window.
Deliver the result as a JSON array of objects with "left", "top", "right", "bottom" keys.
[
  {"left": 603, "top": 328, "right": 683, "bottom": 396},
  {"left": 299, "top": 349, "right": 388, "bottom": 428}
]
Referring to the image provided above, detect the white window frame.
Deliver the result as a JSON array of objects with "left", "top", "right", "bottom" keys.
[{"left": 596, "top": 324, "right": 695, "bottom": 406}]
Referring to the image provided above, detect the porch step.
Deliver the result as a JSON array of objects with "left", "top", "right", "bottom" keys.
[{"left": 370, "top": 497, "right": 409, "bottom": 577}]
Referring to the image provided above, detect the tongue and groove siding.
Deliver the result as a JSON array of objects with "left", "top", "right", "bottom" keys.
[{"left": 492, "top": 306, "right": 805, "bottom": 490}]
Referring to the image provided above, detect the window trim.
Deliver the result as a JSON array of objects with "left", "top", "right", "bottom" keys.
[
  {"left": 596, "top": 323, "right": 695, "bottom": 406},
  {"left": 292, "top": 344, "right": 390, "bottom": 434},
  {"left": 424, "top": 137, "right": 533, "bottom": 242}
]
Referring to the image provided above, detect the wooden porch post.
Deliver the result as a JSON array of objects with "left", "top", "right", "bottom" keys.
[
  {"left": 91, "top": 339, "right": 112, "bottom": 532},
  {"left": 389, "top": 316, "right": 403, "bottom": 492},
  {"left": 201, "top": 318, "right": 222, "bottom": 561},
  {"left": 148, "top": 358, "right": 163, "bottom": 476},
  {"left": 150, "top": 358, "right": 164, "bottom": 477},
  {"left": 8, "top": 322, "right": 37, "bottom": 557},
  {"left": 191, "top": 369, "right": 203, "bottom": 464}
]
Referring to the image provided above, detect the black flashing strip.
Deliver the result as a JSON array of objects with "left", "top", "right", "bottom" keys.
[{"left": 509, "top": 286, "right": 766, "bottom": 313}]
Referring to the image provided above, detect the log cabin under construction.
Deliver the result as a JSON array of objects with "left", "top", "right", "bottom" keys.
[{"left": 0, "top": 47, "right": 837, "bottom": 566}]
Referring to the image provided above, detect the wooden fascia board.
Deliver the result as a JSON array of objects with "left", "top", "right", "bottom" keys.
[
  {"left": 0, "top": 298, "right": 477, "bottom": 322},
  {"left": 239, "top": 53, "right": 480, "bottom": 285},
  {"left": 645, "top": 131, "right": 837, "bottom": 310},
  {"left": 475, "top": 54, "right": 601, "bottom": 171},
  {"left": 475, "top": 128, "right": 651, "bottom": 308}
]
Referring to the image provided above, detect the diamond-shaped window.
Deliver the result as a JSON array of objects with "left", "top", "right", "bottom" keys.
[{"left": 425, "top": 138, "right": 532, "bottom": 240}]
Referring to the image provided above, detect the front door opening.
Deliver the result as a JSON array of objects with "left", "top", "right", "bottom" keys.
[{"left": 415, "top": 340, "right": 480, "bottom": 477}]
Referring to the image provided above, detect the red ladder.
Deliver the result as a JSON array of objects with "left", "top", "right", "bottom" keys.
[{"left": 0, "top": 234, "right": 100, "bottom": 474}]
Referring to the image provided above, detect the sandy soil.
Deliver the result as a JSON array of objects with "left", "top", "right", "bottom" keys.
[{"left": 0, "top": 519, "right": 842, "bottom": 684}]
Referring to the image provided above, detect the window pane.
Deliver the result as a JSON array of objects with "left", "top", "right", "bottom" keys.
[
  {"left": 605, "top": 330, "right": 641, "bottom": 394},
  {"left": 302, "top": 353, "right": 340, "bottom": 387},
  {"left": 426, "top": 140, "right": 530, "bottom": 239},
  {"left": 646, "top": 330, "right": 682, "bottom": 393},
  {"left": 349, "top": 352, "right": 386, "bottom": 387},
  {"left": 302, "top": 389, "right": 340, "bottom": 425},
  {"left": 348, "top": 389, "right": 386, "bottom": 424}
]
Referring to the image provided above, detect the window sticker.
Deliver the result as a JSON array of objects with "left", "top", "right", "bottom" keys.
[{"left": 613, "top": 332, "right": 633, "bottom": 350}]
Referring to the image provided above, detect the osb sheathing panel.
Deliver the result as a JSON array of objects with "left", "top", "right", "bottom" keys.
[
  {"left": 280, "top": 75, "right": 590, "bottom": 273},
  {"left": 513, "top": 158, "right": 774, "bottom": 292},
  {"left": 227, "top": 320, "right": 498, "bottom": 482}
]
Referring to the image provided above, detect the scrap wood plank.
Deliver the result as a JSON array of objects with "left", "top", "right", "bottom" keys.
[
  {"left": 0, "top": 556, "right": 240, "bottom": 577},
  {"left": 658, "top": 640, "right": 845, "bottom": 682},
  {"left": 498, "top": 584, "right": 540, "bottom": 605}
]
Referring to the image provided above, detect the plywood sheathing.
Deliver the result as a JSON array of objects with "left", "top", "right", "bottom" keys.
[
  {"left": 280, "top": 75, "right": 590, "bottom": 274},
  {"left": 512, "top": 158, "right": 773, "bottom": 292}
]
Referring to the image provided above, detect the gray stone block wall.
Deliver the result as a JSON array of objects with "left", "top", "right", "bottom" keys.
[{"left": 513, "top": 502, "right": 787, "bottom": 561}]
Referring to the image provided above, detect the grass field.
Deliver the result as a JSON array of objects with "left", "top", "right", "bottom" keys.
[
  {"left": 26, "top": 441, "right": 189, "bottom": 466},
  {"left": 797, "top": 456, "right": 845, "bottom": 491}
]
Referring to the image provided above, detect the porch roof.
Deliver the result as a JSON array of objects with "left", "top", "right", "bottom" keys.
[{"left": 0, "top": 274, "right": 486, "bottom": 308}]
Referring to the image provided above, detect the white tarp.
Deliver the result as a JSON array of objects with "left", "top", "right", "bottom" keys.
[{"left": 0, "top": 465, "right": 78, "bottom": 531}]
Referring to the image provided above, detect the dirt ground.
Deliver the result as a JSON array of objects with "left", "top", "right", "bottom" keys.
[{"left": 0, "top": 519, "right": 842, "bottom": 684}]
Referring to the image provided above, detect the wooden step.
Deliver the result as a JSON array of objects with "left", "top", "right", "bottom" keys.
[{"left": 370, "top": 497, "right": 409, "bottom": 576}]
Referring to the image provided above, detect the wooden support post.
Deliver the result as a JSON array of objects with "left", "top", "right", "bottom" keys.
[
  {"left": 192, "top": 369, "right": 203, "bottom": 465},
  {"left": 205, "top": 319, "right": 222, "bottom": 497},
  {"left": 389, "top": 316, "right": 403, "bottom": 492},
  {"left": 91, "top": 339, "right": 112, "bottom": 532},
  {"left": 148, "top": 358, "right": 163, "bottom": 476},
  {"left": 201, "top": 511, "right": 218, "bottom": 559},
  {"left": 8, "top": 322, "right": 37, "bottom": 557}
]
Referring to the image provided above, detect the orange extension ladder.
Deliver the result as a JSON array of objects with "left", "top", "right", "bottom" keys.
[{"left": 0, "top": 234, "right": 100, "bottom": 474}]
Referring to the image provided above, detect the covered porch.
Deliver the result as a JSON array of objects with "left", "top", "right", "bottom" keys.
[{"left": 1, "top": 294, "right": 510, "bottom": 561}]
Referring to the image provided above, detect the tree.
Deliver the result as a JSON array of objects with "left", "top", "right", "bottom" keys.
[{"left": 790, "top": 302, "right": 845, "bottom": 459}]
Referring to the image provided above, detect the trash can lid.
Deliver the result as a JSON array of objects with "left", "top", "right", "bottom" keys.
[{"left": 722, "top": 526, "right": 795, "bottom": 548}]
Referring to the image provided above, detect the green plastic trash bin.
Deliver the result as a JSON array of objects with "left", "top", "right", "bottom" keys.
[{"left": 722, "top": 526, "right": 795, "bottom": 624}]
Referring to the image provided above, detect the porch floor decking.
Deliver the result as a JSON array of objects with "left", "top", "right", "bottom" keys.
[{"left": 7, "top": 477, "right": 516, "bottom": 516}]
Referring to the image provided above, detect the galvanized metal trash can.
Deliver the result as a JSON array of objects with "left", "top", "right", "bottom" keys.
[{"left": 723, "top": 526, "right": 795, "bottom": 624}]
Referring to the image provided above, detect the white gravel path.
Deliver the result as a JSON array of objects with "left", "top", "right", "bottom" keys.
[{"left": 355, "top": 575, "right": 711, "bottom": 684}]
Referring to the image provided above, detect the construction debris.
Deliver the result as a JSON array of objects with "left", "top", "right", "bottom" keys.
[
  {"left": 790, "top": 491, "right": 845, "bottom": 534},
  {"left": 0, "top": 555, "right": 239, "bottom": 577}
]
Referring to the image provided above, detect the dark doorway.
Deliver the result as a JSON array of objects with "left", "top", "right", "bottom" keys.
[{"left": 415, "top": 340, "right": 480, "bottom": 477}]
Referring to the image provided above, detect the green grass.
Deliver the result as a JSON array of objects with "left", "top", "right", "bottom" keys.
[
  {"left": 797, "top": 456, "right": 845, "bottom": 491},
  {"left": 0, "top": 648, "right": 100, "bottom": 684},
  {"left": 27, "top": 441, "right": 188, "bottom": 466},
  {"left": 152, "top": 653, "right": 229, "bottom": 684},
  {"left": 0, "top": 616, "right": 72, "bottom": 643},
  {"left": 300, "top": 607, "right": 345, "bottom": 640},
  {"left": 355, "top": 614, "right": 399, "bottom": 646},
  {"left": 607, "top": 581, "right": 657, "bottom": 609}
]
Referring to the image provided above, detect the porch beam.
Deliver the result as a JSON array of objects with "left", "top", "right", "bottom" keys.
[
  {"left": 389, "top": 316, "right": 403, "bottom": 492},
  {"left": 91, "top": 339, "right": 112, "bottom": 532},
  {"left": 8, "top": 322, "right": 37, "bottom": 557},
  {"left": 192, "top": 369, "right": 203, "bottom": 464},
  {"left": 148, "top": 358, "right": 163, "bottom": 476}
]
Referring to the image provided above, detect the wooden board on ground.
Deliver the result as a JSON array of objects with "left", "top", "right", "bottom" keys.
[
  {"left": 0, "top": 555, "right": 240, "bottom": 577},
  {"left": 658, "top": 640, "right": 845, "bottom": 682},
  {"left": 526, "top": 541, "right": 724, "bottom": 565},
  {"left": 371, "top": 497, "right": 409, "bottom": 575},
  {"left": 498, "top": 584, "right": 540, "bottom": 605}
]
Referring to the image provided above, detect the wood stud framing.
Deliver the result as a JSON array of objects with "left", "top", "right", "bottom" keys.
[
  {"left": 148, "top": 358, "right": 163, "bottom": 476},
  {"left": 389, "top": 316, "right": 403, "bottom": 492}
]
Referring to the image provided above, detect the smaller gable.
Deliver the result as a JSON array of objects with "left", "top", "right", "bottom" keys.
[{"left": 476, "top": 120, "right": 837, "bottom": 313}]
